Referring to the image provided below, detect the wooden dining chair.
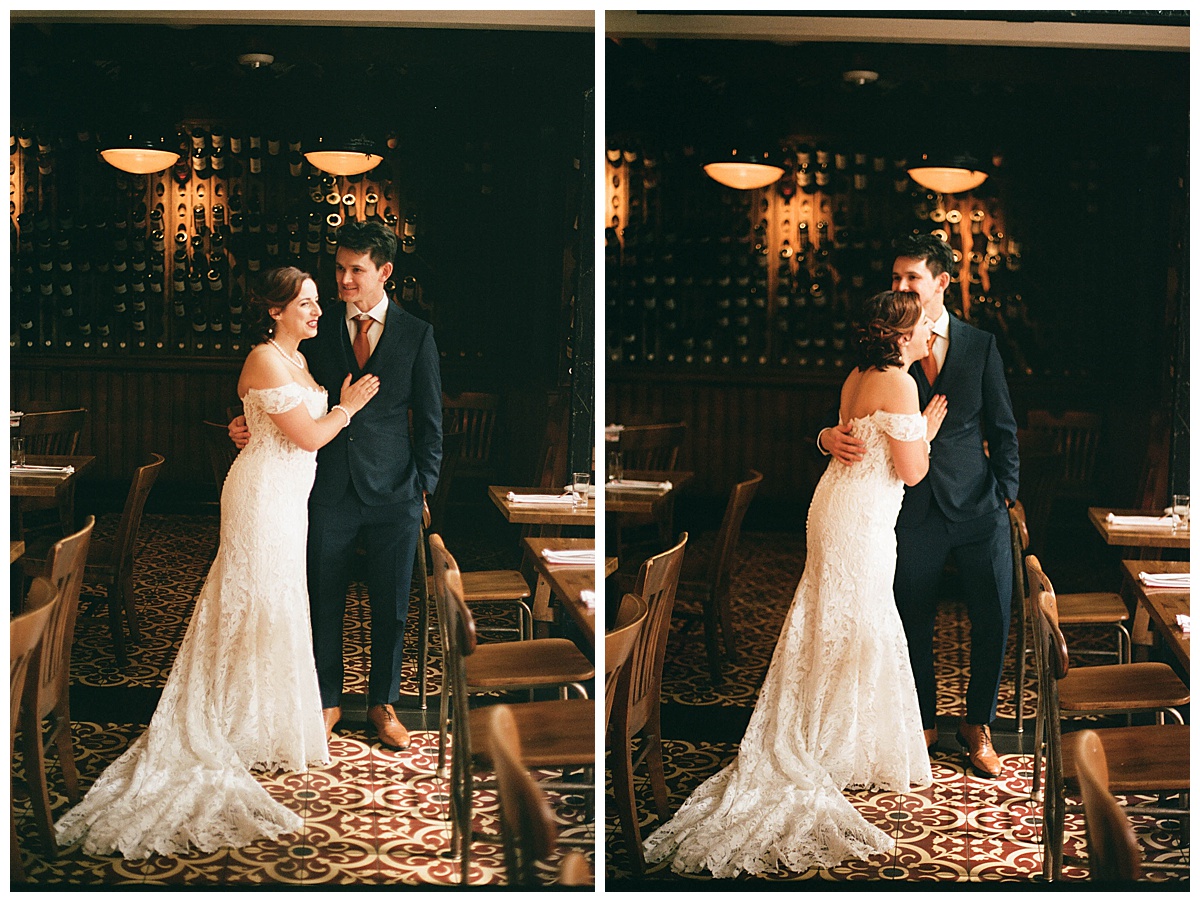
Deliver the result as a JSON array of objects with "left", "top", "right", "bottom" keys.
[
  {"left": 1025, "top": 409, "right": 1103, "bottom": 501},
  {"left": 442, "top": 391, "right": 501, "bottom": 484},
  {"left": 1024, "top": 554, "right": 1182, "bottom": 805},
  {"left": 428, "top": 536, "right": 593, "bottom": 883},
  {"left": 10, "top": 577, "right": 59, "bottom": 883},
  {"left": 17, "top": 517, "right": 93, "bottom": 856},
  {"left": 415, "top": 506, "right": 533, "bottom": 756},
  {"left": 200, "top": 420, "right": 239, "bottom": 502},
  {"left": 81, "top": 453, "right": 165, "bottom": 665},
  {"left": 1010, "top": 502, "right": 1131, "bottom": 737},
  {"left": 486, "top": 704, "right": 593, "bottom": 887},
  {"left": 615, "top": 421, "right": 686, "bottom": 471},
  {"left": 14, "top": 407, "right": 88, "bottom": 538},
  {"left": 673, "top": 470, "right": 762, "bottom": 684},
  {"left": 427, "top": 430, "right": 464, "bottom": 535},
  {"left": 1034, "top": 589, "right": 1189, "bottom": 881},
  {"left": 604, "top": 594, "right": 648, "bottom": 735},
  {"left": 607, "top": 533, "right": 688, "bottom": 877},
  {"left": 1074, "top": 729, "right": 1144, "bottom": 883}
]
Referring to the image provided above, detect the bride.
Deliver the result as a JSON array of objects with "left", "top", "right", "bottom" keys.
[
  {"left": 643, "top": 289, "right": 947, "bottom": 878},
  {"left": 55, "top": 267, "right": 380, "bottom": 860}
]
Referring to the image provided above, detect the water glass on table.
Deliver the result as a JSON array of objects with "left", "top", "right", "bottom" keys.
[
  {"left": 11, "top": 436, "right": 24, "bottom": 468},
  {"left": 1171, "top": 494, "right": 1190, "bottom": 533},
  {"left": 607, "top": 450, "right": 623, "bottom": 484},
  {"left": 571, "top": 471, "right": 591, "bottom": 507}
]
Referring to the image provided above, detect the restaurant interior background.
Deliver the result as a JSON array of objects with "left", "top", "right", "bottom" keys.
[
  {"left": 9, "top": 10, "right": 595, "bottom": 530},
  {"left": 605, "top": 11, "right": 1189, "bottom": 555}
]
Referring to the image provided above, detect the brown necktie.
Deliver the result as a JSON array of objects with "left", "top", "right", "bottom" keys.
[
  {"left": 353, "top": 315, "right": 373, "bottom": 369},
  {"left": 921, "top": 333, "right": 939, "bottom": 385}
]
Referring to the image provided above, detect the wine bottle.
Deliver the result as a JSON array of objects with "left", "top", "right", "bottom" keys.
[{"left": 402, "top": 213, "right": 416, "bottom": 253}]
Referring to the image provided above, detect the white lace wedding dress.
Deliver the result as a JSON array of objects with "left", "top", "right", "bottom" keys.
[
  {"left": 56, "top": 382, "right": 330, "bottom": 860},
  {"left": 643, "top": 410, "right": 933, "bottom": 878}
]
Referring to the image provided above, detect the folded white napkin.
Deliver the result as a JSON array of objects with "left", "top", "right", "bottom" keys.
[
  {"left": 580, "top": 589, "right": 596, "bottom": 607},
  {"left": 1177, "top": 614, "right": 1190, "bottom": 634},
  {"left": 11, "top": 464, "right": 75, "bottom": 475},
  {"left": 1139, "top": 571, "right": 1191, "bottom": 589},
  {"left": 1106, "top": 513, "right": 1174, "bottom": 528},
  {"left": 505, "top": 492, "right": 574, "bottom": 504},
  {"left": 607, "top": 478, "right": 673, "bottom": 491},
  {"left": 563, "top": 484, "right": 596, "bottom": 497},
  {"left": 541, "top": 548, "right": 596, "bottom": 566}
]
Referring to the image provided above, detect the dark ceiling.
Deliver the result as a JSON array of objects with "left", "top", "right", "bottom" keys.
[
  {"left": 10, "top": 21, "right": 592, "bottom": 140},
  {"left": 606, "top": 35, "right": 1189, "bottom": 160}
]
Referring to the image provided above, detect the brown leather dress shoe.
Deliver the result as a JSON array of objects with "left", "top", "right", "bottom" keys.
[
  {"left": 367, "top": 703, "right": 411, "bottom": 750},
  {"left": 955, "top": 717, "right": 1002, "bottom": 778},
  {"left": 323, "top": 706, "right": 342, "bottom": 741},
  {"left": 923, "top": 727, "right": 939, "bottom": 754}
]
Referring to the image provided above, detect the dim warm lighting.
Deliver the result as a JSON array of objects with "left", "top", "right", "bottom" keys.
[
  {"left": 703, "top": 147, "right": 784, "bottom": 190},
  {"left": 99, "top": 134, "right": 180, "bottom": 174},
  {"left": 908, "top": 152, "right": 989, "bottom": 194},
  {"left": 304, "top": 133, "right": 384, "bottom": 176}
]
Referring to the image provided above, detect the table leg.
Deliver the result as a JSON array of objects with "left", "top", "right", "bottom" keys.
[{"left": 532, "top": 573, "right": 554, "bottom": 639}]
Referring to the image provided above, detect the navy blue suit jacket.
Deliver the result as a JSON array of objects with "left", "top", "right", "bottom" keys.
[
  {"left": 899, "top": 314, "right": 1018, "bottom": 527},
  {"left": 306, "top": 300, "right": 442, "bottom": 507}
]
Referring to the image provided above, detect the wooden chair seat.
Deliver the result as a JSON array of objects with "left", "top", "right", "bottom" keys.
[
  {"left": 465, "top": 640, "right": 594, "bottom": 690},
  {"left": 470, "top": 699, "right": 594, "bottom": 768},
  {"left": 461, "top": 570, "right": 531, "bottom": 603},
  {"left": 1062, "top": 725, "right": 1190, "bottom": 794},
  {"left": 1057, "top": 592, "right": 1129, "bottom": 625},
  {"left": 1057, "top": 662, "right": 1189, "bottom": 714}
]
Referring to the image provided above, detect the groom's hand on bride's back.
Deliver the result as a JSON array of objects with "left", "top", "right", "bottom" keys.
[
  {"left": 819, "top": 424, "right": 866, "bottom": 465},
  {"left": 228, "top": 415, "right": 250, "bottom": 450}
]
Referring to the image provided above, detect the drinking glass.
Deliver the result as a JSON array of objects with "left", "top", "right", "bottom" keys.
[
  {"left": 10, "top": 436, "right": 24, "bottom": 468},
  {"left": 571, "top": 471, "right": 591, "bottom": 507},
  {"left": 607, "top": 450, "right": 624, "bottom": 484},
  {"left": 1171, "top": 494, "right": 1190, "bottom": 532}
]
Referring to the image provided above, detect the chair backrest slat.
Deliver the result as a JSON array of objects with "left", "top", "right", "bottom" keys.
[
  {"left": 113, "top": 454, "right": 165, "bottom": 577},
  {"left": 604, "top": 593, "right": 648, "bottom": 733},
  {"left": 487, "top": 705, "right": 557, "bottom": 886},
  {"left": 614, "top": 533, "right": 688, "bottom": 739},
  {"left": 707, "top": 470, "right": 762, "bottom": 585},
  {"left": 1075, "top": 729, "right": 1144, "bottom": 882},
  {"left": 27, "top": 517, "right": 94, "bottom": 722}
]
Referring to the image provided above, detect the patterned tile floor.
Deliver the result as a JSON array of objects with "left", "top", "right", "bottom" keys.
[
  {"left": 605, "top": 529, "right": 1190, "bottom": 887},
  {"left": 12, "top": 511, "right": 595, "bottom": 887}
]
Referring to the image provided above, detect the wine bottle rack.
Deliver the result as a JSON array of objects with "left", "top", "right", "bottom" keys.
[
  {"left": 605, "top": 140, "right": 1048, "bottom": 377},
  {"left": 10, "top": 124, "right": 410, "bottom": 358}
]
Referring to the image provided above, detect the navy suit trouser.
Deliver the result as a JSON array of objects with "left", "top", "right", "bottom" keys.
[
  {"left": 894, "top": 503, "right": 1012, "bottom": 728},
  {"left": 308, "top": 482, "right": 423, "bottom": 708}
]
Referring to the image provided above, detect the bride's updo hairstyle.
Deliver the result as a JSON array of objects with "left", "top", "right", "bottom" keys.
[
  {"left": 248, "top": 266, "right": 312, "bottom": 344},
  {"left": 852, "top": 289, "right": 923, "bottom": 371}
]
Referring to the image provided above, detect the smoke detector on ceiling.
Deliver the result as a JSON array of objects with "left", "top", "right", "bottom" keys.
[
  {"left": 238, "top": 52, "right": 275, "bottom": 69},
  {"left": 842, "top": 69, "right": 879, "bottom": 86}
]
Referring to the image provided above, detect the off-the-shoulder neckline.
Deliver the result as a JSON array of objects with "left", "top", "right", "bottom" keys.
[{"left": 240, "top": 382, "right": 327, "bottom": 401}]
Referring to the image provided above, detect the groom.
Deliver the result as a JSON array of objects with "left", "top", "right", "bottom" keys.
[
  {"left": 232, "top": 220, "right": 442, "bottom": 750},
  {"left": 819, "top": 234, "right": 1019, "bottom": 778}
]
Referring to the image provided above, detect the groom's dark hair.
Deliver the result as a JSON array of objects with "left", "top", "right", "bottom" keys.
[
  {"left": 893, "top": 233, "right": 957, "bottom": 279},
  {"left": 338, "top": 220, "right": 397, "bottom": 270}
]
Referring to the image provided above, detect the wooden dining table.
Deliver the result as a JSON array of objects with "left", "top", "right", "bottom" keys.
[
  {"left": 522, "top": 536, "right": 614, "bottom": 646},
  {"left": 487, "top": 485, "right": 596, "bottom": 532},
  {"left": 1088, "top": 506, "right": 1190, "bottom": 551},
  {"left": 10, "top": 454, "right": 96, "bottom": 501},
  {"left": 1119, "top": 559, "right": 1190, "bottom": 675}
]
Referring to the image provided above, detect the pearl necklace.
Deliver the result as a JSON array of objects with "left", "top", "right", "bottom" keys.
[{"left": 268, "top": 338, "right": 305, "bottom": 370}]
